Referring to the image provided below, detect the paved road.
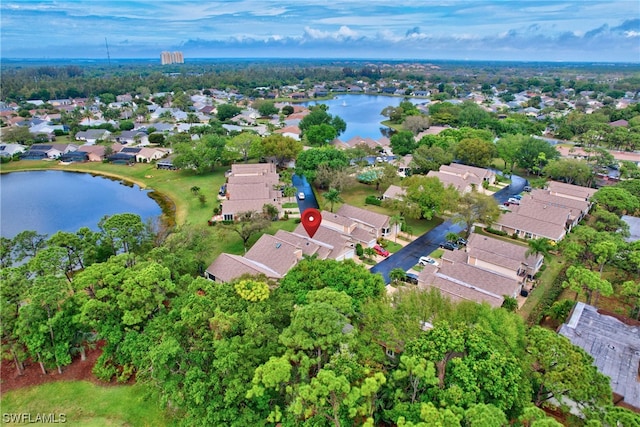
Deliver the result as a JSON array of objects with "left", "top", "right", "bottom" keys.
[
  {"left": 292, "top": 174, "right": 320, "bottom": 211},
  {"left": 370, "top": 173, "right": 529, "bottom": 284}
]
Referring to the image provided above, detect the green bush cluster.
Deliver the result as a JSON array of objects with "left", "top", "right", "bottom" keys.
[
  {"left": 527, "top": 266, "right": 568, "bottom": 326},
  {"left": 365, "top": 195, "right": 382, "bottom": 206}
]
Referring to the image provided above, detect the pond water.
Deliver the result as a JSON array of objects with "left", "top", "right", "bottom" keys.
[
  {"left": 300, "top": 94, "right": 427, "bottom": 141},
  {"left": 0, "top": 170, "right": 163, "bottom": 238}
]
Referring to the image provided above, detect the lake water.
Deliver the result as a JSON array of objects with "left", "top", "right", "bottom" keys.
[
  {"left": 0, "top": 170, "right": 163, "bottom": 238},
  {"left": 300, "top": 94, "right": 426, "bottom": 141}
]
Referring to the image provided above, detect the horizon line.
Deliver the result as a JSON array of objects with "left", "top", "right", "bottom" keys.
[{"left": 3, "top": 57, "right": 640, "bottom": 65}]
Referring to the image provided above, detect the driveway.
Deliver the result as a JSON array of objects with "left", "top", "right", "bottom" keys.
[
  {"left": 493, "top": 173, "right": 529, "bottom": 204},
  {"left": 292, "top": 174, "right": 320, "bottom": 211},
  {"left": 370, "top": 220, "right": 463, "bottom": 284},
  {"left": 370, "top": 173, "right": 529, "bottom": 284}
]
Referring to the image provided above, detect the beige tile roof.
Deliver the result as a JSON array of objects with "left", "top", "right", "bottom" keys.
[
  {"left": 227, "top": 174, "right": 279, "bottom": 185},
  {"left": 245, "top": 234, "right": 300, "bottom": 276},
  {"left": 547, "top": 180, "right": 597, "bottom": 200},
  {"left": 383, "top": 184, "right": 406, "bottom": 200},
  {"left": 293, "top": 224, "right": 353, "bottom": 259},
  {"left": 205, "top": 253, "right": 282, "bottom": 282},
  {"left": 350, "top": 227, "right": 377, "bottom": 245},
  {"left": 418, "top": 259, "right": 520, "bottom": 307},
  {"left": 231, "top": 163, "right": 276, "bottom": 175},
  {"left": 443, "top": 163, "right": 495, "bottom": 181},
  {"left": 344, "top": 136, "right": 389, "bottom": 149},
  {"left": 226, "top": 183, "right": 276, "bottom": 200},
  {"left": 427, "top": 170, "right": 475, "bottom": 192},
  {"left": 336, "top": 204, "right": 390, "bottom": 230},
  {"left": 494, "top": 211, "right": 566, "bottom": 241},
  {"left": 466, "top": 233, "right": 541, "bottom": 272},
  {"left": 322, "top": 210, "right": 355, "bottom": 230},
  {"left": 273, "top": 229, "right": 325, "bottom": 258},
  {"left": 509, "top": 200, "right": 573, "bottom": 226},
  {"left": 528, "top": 189, "right": 591, "bottom": 214},
  {"left": 418, "top": 276, "right": 504, "bottom": 308}
]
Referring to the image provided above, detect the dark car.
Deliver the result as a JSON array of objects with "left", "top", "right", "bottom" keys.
[
  {"left": 523, "top": 185, "right": 532, "bottom": 192},
  {"left": 439, "top": 242, "right": 458, "bottom": 250},
  {"left": 404, "top": 273, "right": 419, "bottom": 285}
]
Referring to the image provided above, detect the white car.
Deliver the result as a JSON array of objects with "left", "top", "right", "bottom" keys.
[
  {"left": 419, "top": 256, "right": 439, "bottom": 266},
  {"left": 297, "top": 192, "right": 305, "bottom": 200}
]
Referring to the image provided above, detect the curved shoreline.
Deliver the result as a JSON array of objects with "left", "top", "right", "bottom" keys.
[{"left": 1, "top": 164, "right": 178, "bottom": 229}]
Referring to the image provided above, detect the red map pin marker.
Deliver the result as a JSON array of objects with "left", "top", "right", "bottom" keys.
[{"left": 301, "top": 208, "right": 322, "bottom": 238}]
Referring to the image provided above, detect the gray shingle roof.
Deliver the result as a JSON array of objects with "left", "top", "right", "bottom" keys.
[{"left": 559, "top": 303, "right": 640, "bottom": 410}]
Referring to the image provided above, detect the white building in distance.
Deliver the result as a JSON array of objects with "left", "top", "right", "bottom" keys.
[{"left": 161, "top": 51, "right": 184, "bottom": 65}]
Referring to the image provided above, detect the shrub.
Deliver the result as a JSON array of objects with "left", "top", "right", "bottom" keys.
[
  {"left": 485, "top": 227, "right": 508, "bottom": 237},
  {"left": 365, "top": 195, "right": 382, "bottom": 206},
  {"left": 355, "top": 243, "right": 364, "bottom": 256}
]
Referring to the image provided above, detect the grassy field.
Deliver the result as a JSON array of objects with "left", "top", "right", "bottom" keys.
[
  {"left": 0, "top": 381, "right": 172, "bottom": 427},
  {"left": 330, "top": 179, "right": 443, "bottom": 236}
]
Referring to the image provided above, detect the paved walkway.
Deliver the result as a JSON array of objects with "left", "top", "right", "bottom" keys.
[{"left": 371, "top": 173, "right": 529, "bottom": 284}]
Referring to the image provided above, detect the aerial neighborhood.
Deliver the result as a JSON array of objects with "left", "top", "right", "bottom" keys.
[{"left": 2, "top": 61, "right": 640, "bottom": 424}]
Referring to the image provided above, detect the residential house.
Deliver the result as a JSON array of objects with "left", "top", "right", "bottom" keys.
[
  {"left": 336, "top": 204, "right": 395, "bottom": 239},
  {"left": 382, "top": 184, "right": 406, "bottom": 201},
  {"left": 547, "top": 180, "right": 598, "bottom": 202},
  {"left": 205, "top": 225, "right": 353, "bottom": 283},
  {"left": 75, "top": 129, "right": 112, "bottom": 144},
  {"left": 463, "top": 233, "right": 543, "bottom": 280},
  {"left": 559, "top": 303, "right": 640, "bottom": 412},
  {"left": 77, "top": 145, "right": 106, "bottom": 162},
  {"left": 220, "top": 163, "right": 282, "bottom": 221},
  {"left": 0, "top": 143, "right": 26, "bottom": 158},
  {"left": 274, "top": 125, "right": 301, "bottom": 141},
  {"left": 492, "top": 210, "right": 567, "bottom": 242},
  {"left": 417, "top": 258, "right": 521, "bottom": 308},
  {"left": 21, "top": 143, "right": 77, "bottom": 160},
  {"left": 427, "top": 163, "right": 495, "bottom": 194},
  {"left": 205, "top": 253, "right": 283, "bottom": 282},
  {"left": 59, "top": 151, "right": 89, "bottom": 163},
  {"left": 114, "top": 130, "right": 148, "bottom": 145},
  {"left": 136, "top": 147, "right": 169, "bottom": 163},
  {"left": 320, "top": 210, "right": 377, "bottom": 248},
  {"left": 396, "top": 154, "right": 413, "bottom": 177}
]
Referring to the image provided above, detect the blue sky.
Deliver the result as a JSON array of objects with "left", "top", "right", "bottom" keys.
[{"left": 2, "top": 1, "right": 639, "bottom": 62}]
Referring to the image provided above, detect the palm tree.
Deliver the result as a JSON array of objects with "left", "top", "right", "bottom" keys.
[
  {"left": 525, "top": 237, "right": 554, "bottom": 261},
  {"left": 389, "top": 214, "right": 405, "bottom": 243},
  {"left": 389, "top": 268, "right": 406, "bottom": 285},
  {"left": 323, "top": 188, "right": 343, "bottom": 213},
  {"left": 363, "top": 247, "right": 376, "bottom": 260}
]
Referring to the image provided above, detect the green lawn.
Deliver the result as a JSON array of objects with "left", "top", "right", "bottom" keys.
[
  {"left": 336, "top": 180, "right": 443, "bottom": 237},
  {"left": 0, "top": 381, "right": 172, "bottom": 427},
  {"left": 518, "top": 256, "right": 567, "bottom": 322}
]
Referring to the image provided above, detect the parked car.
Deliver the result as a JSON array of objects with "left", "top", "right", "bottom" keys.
[
  {"left": 456, "top": 237, "right": 468, "bottom": 246},
  {"left": 507, "top": 197, "right": 521, "bottom": 205},
  {"left": 498, "top": 204, "right": 511, "bottom": 211},
  {"left": 405, "top": 273, "right": 419, "bottom": 285},
  {"left": 419, "top": 256, "right": 439, "bottom": 266},
  {"left": 523, "top": 185, "right": 532, "bottom": 192},
  {"left": 297, "top": 192, "right": 305, "bottom": 200},
  {"left": 373, "top": 244, "right": 390, "bottom": 257},
  {"left": 439, "top": 242, "right": 458, "bottom": 250},
  {"left": 512, "top": 194, "right": 522, "bottom": 200}
]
